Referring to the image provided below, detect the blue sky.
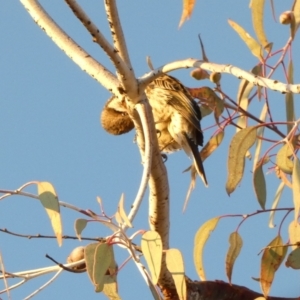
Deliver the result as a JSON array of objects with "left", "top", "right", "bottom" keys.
[{"left": 1, "top": 1, "right": 299, "bottom": 299}]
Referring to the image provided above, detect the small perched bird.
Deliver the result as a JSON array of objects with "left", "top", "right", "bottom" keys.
[{"left": 101, "top": 74, "right": 208, "bottom": 186}]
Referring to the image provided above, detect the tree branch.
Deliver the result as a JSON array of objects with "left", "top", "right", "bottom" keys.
[
  {"left": 140, "top": 59, "right": 300, "bottom": 94},
  {"left": 20, "top": 0, "right": 121, "bottom": 96},
  {"left": 64, "top": 0, "right": 130, "bottom": 81}
]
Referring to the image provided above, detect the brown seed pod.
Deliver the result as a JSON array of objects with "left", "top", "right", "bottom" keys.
[
  {"left": 279, "top": 11, "right": 294, "bottom": 25},
  {"left": 190, "top": 68, "right": 209, "bottom": 80},
  {"left": 209, "top": 72, "right": 221, "bottom": 84},
  {"left": 67, "top": 246, "right": 86, "bottom": 270}
]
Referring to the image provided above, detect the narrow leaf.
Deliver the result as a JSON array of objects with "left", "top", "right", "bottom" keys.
[
  {"left": 291, "top": 0, "right": 300, "bottom": 39},
  {"left": 260, "top": 235, "right": 287, "bottom": 297},
  {"left": 141, "top": 231, "right": 162, "bottom": 285},
  {"left": 114, "top": 211, "right": 122, "bottom": 225},
  {"left": 226, "top": 127, "right": 257, "bottom": 195},
  {"left": 117, "top": 194, "right": 132, "bottom": 228},
  {"left": 285, "top": 248, "right": 300, "bottom": 269},
  {"left": 85, "top": 243, "right": 98, "bottom": 285},
  {"left": 289, "top": 220, "right": 300, "bottom": 250},
  {"left": 94, "top": 243, "right": 114, "bottom": 293},
  {"left": 269, "top": 182, "right": 285, "bottom": 228},
  {"left": 286, "top": 61, "right": 295, "bottom": 134},
  {"left": 253, "top": 162, "right": 267, "bottom": 209},
  {"left": 74, "top": 219, "right": 88, "bottom": 241},
  {"left": 292, "top": 156, "right": 300, "bottom": 222},
  {"left": 194, "top": 217, "right": 220, "bottom": 280},
  {"left": 237, "top": 65, "right": 262, "bottom": 105},
  {"left": 226, "top": 232, "right": 243, "bottom": 284},
  {"left": 276, "top": 143, "right": 294, "bottom": 174},
  {"left": 37, "top": 181, "right": 62, "bottom": 246},
  {"left": 253, "top": 104, "right": 268, "bottom": 208},
  {"left": 253, "top": 103, "right": 268, "bottom": 171},
  {"left": 166, "top": 249, "right": 186, "bottom": 300},
  {"left": 200, "top": 131, "right": 224, "bottom": 162},
  {"left": 250, "top": 0, "right": 272, "bottom": 52},
  {"left": 179, "top": 0, "right": 195, "bottom": 27},
  {"left": 228, "top": 19, "right": 262, "bottom": 59}
]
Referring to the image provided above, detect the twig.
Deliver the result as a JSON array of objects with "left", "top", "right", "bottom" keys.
[
  {"left": 0, "top": 252, "right": 10, "bottom": 300},
  {"left": 122, "top": 99, "right": 153, "bottom": 231},
  {"left": 0, "top": 228, "right": 105, "bottom": 242},
  {"left": 45, "top": 254, "right": 85, "bottom": 273},
  {"left": 24, "top": 269, "right": 63, "bottom": 300}
]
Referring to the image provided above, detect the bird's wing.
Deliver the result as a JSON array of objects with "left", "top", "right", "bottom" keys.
[{"left": 153, "top": 75, "right": 201, "bottom": 131}]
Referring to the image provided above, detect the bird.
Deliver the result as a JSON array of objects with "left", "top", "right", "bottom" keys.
[
  {"left": 101, "top": 74, "right": 208, "bottom": 186},
  {"left": 101, "top": 96, "right": 134, "bottom": 135}
]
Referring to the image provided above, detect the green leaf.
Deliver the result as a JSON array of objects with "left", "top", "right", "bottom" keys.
[
  {"left": 141, "top": 231, "right": 162, "bottom": 285},
  {"left": 85, "top": 243, "right": 98, "bottom": 286},
  {"left": 166, "top": 249, "right": 186, "bottom": 300},
  {"left": 286, "top": 61, "right": 295, "bottom": 134},
  {"left": 228, "top": 19, "right": 262, "bottom": 59},
  {"left": 74, "top": 219, "right": 88, "bottom": 241},
  {"left": 94, "top": 244, "right": 114, "bottom": 292},
  {"left": 276, "top": 143, "right": 294, "bottom": 174},
  {"left": 200, "top": 131, "right": 224, "bottom": 162},
  {"left": 253, "top": 104, "right": 268, "bottom": 209},
  {"left": 226, "top": 232, "right": 243, "bottom": 284},
  {"left": 37, "top": 181, "right": 62, "bottom": 246},
  {"left": 289, "top": 220, "right": 300, "bottom": 250},
  {"left": 253, "top": 161, "right": 267, "bottom": 209},
  {"left": 85, "top": 243, "right": 114, "bottom": 292},
  {"left": 226, "top": 127, "right": 257, "bottom": 195},
  {"left": 285, "top": 248, "right": 300, "bottom": 269},
  {"left": 292, "top": 157, "right": 300, "bottom": 222},
  {"left": 250, "top": 0, "right": 272, "bottom": 52},
  {"left": 237, "top": 65, "right": 262, "bottom": 130},
  {"left": 237, "top": 65, "right": 262, "bottom": 103},
  {"left": 194, "top": 217, "right": 220, "bottom": 280},
  {"left": 260, "top": 235, "right": 287, "bottom": 297},
  {"left": 268, "top": 182, "right": 285, "bottom": 228}
]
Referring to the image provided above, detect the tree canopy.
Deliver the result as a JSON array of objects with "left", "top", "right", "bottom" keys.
[{"left": 1, "top": 1, "right": 300, "bottom": 299}]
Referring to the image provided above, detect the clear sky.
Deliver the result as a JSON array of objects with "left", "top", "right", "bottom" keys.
[{"left": 1, "top": 1, "right": 299, "bottom": 299}]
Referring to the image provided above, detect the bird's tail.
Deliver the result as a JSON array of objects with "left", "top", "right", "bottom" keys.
[{"left": 185, "top": 134, "right": 208, "bottom": 187}]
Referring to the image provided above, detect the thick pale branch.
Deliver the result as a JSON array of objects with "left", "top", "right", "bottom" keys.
[
  {"left": 140, "top": 58, "right": 300, "bottom": 94},
  {"left": 64, "top": 0, "right": 130, "bottom": 81},
  {"left": 104, "top": 0, "right": 138, "bottom": 99},
  {"left": 20, "top": 0, "right": 120, "bottom": 96}
]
